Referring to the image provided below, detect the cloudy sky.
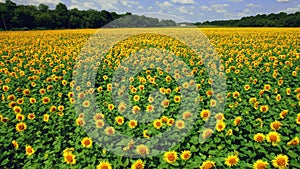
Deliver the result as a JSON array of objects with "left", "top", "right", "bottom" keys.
[{"left": 5, "top": 0, "right": 300, "bottom": 22}]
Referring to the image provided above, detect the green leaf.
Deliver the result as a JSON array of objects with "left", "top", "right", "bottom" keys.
[{"left": 1, "top": 158, "right": 9, "bottom": 166}]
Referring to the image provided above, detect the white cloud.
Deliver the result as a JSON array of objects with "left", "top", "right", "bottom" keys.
[
  {"left": 70, "top": 0, "right": 119, "bottom": 10},
  {"left": 178, "top": 6, "right": 194, "bottom": 15},
  {"left": 227, "top": 0, "right": 243, "bottom": 2},
  {"left": 148, "top": 6, "right": 153, "bottom": 10},
  {"left": 285, "top": 4, "right": 300, "bottom": 13},
  {"left": 277, "top": 0, "right": 292, "bottom": 2},
  {"left": 13, "top": 0, "right": 62, "bottom": 5},
  {"left": 246, "top": 3, "right": 261, "bottom": 8},
  {"left": 237, "top": 8, "right": 251, "bottom": 17},
  {"left": 171, "top": 0, "right": 195, "bottom": 5},
  {"left": 137, "top": 5, "right": 143, "bottom": 9},
  {"left": 201, "top": 5, "right": 212, "bottom": 12},
  {"left": 120, "top": 0, "right": 139, "bottom": 8},
  {"left": 211, "top": 4, "right": 229, "bottom": 13},
  {"left": 156, "top": 1, "right": 173, "bottom": 8}
]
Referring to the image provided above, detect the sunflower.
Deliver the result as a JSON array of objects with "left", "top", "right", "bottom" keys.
[
  {"left": 174, "top": 96, "right": 181, "bottom": 103},
  {"left": 132, "top": 105, "right": 141, "bottom": 114},
  {"left": 234, "top": 116, "right": 242, "bottom": 126},
  {"left": 226, "top": 129, "right": 233, "bottom": 136},
  {"left": 2, "top": 85, "right": 9, "bottom": 92},
  {"left": 215, "top": 113, "right": 225, "bottom": 121},
  {"left": 272, "top": 154, "right": 288, "bottom": 168},
  {"left": 83, "top": 100, "right": 90, "bottom": 107},
  {"left": 58, "top": 111, "right": 64, "bottom": 117},
  {"left": 23, "top": 89, "right": 30, "bottom": 95},
  {"left": 133, "top": 95, "right": 140, "bottom": 102},
  {"left": 148, "top": 96, "right": 154, "bottom": 103},
  {"left": 167, "top": 118, "right": 174, "bottom": 126},
  {"left": 7, "top": 95, "right": 16, "bottom": 101},
  {"left": 16, "top": 122, "right": 27, "bottom": 132},
  {"left": 94, "top": 113, "right": 104, "bottom": 120},
  {"left": 232, "top": 91, "right": 240, "bottom": 99},
  {"left": 108, "top": 103, "right": 114, "bottom": 110},
  {"left": 216, "top": 120, "right": 226, "bottom": 132},
  {"left": 118, "top": 102, "right": 127, "bottom": 113},
  {"left": 25, "top": 145, "right": 35, "bottom": 156},
  {"left": 143, "top": 130, "right": 150, "bottom": 138},
  {"left": 225, "top": 155, "right": 239, "bottom": 167},
  {"left": 49, "top": 105, "right": 57, "bottom": 112},
  {"left": 279, "top": 110, "right": 288, "bottom": 119},
  {"left": 16, "top": 114, "right": 24, "bottom": 121},
  {"left": 115, "top": 116, "right": 124, "bottom": 125},
  {"left": 249, "top": 97, "right": 257, "bottom": 104},
  {"left": 296, "top": 113, "right": 300, "bottom": 124},
  {"left": 200, "top": 160, "right": 215, "bottom": 169},
  {"left": 206, "top": 90, "right": 213, "bottom": 97},
  {"left": 175, "top": 120, "right": 185, "bottom": 129},
  {"left": 12, "top": 140, "right": 19, "bottom": 149},
  {"left": 286, "top": 88, "right": 291, "bottom": 95},
  {"left": 95, "top": 120, "right": 105, "bottom": 128},
  {"left": 58, "top": 105, "right": 64, "bottom": 111},
  {"left": 287, "top": 137, "right": 299, "bottom": 146},
  {"left": 210, "top": 99, "right": 217, "bottom": 107},
  {"left": 182, "top": 111, "right": 192, "bottom": 120},
  {"left": 29, "top": 98, "right": 36, "bottom": 104},
  {"left": 202, "top": 128, "right": 213, "bottom": 140},
  {"left": 136, "top": 144, "right": 149, "bottom": 156},
  {"left": 153, "top": 119, "right": 162, "bottom": 129},
  {"left": 159, "top": 87, "right": 165, "bottom": 94},
  {"left": 253, "top": 159, "right": 268, "bottom": 169},
  {"left": 161, "top": 99, "right": 169, "bottom": 107},
  {"left": 275, "top": 94, "right": 281, "bottom": 101},
  {"left": 180, "top": 150, "right": 191, "bottom": 160},
  {"left": 129, "top": 120, "right": 138, "bottom": 129},
  {"left": 253, "top": 102, "right": 259, "bottom": 110},
  {"left": 139, "top": 85, "right": 144, "bottom": 91},
  {"left": 81, "top": 137, "right": 92, "bottom": 148},
  {"left": 42, "top": 97, "right": 50, "bottom": 104},
  {"left": 244, "top": 84, "right": 250, "bottom": 91},
  {"left": 200, "top": 109, "right": 210, "bottom": 121},
  {"left": 44, "top": 114, "right": 50, "bottom": 122},
  {"left": 64, "top": 152, "right": 76, "bottom": 165},
  {"left": 16, "top": 98, "right": 24, "bottom": 105},
  {"left": 260, "top": 105, "right": 269, "bottom": 113},
  {"left": 105, "top": 127, "right": 115, "bottom": 135},
  {"left": 131, "top": 159, "right": 144, "bottom": 169},
  {"left": 270, "top": 121, "right": 282, "bottom": 130},
  {"left": 163, "top": 151, "right": 178, "bottom": 164},
  {"left": 27, "top": 113, "right": 35, "bottom": 120},
  {"left": 266, "top": 131, "right": 280, "bottom": 145},
  {"left": 13, "top": 106, "right": 22, "bottom": 114},
  {"left": 97, "top": 161, "right": 112, "bottom": 169},
  {"left": 264, "top": 84, "right": 271, "bottom": 91},
  {"left": 254, "top": 133, "right": 265, "bottom": 143}
]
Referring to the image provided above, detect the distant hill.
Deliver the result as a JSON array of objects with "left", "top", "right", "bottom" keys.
[{"left": 194, "top": 12, "right": 300, "bottom": 27}]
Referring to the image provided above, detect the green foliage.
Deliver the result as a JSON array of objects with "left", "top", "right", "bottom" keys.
[
  {"left": 195, "top": 12, "right": 300, "bottom": 27},
  {"left": 0, "top": 0, "right": 176, "bottom": 30}
]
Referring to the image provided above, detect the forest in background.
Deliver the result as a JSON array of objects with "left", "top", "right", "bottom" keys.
[
  {"left": 0, "top": 0, "right": 176, "bottom": 30},
  {"left": 0, "top": 0, "right": 299, "bottom": 30},
  {"left": 195, "top": 12, "right": 300, "bottom": 27}
]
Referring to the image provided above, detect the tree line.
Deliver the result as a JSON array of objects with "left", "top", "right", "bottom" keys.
[
  {"left": 0, "top": 0, "right": 176, "bottom": 30},
  {"left": 195, "top": 12, "right": 300, "bottom": 27}
]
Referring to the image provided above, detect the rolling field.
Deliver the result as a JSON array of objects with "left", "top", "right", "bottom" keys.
[{"left": 0, "top": 28, "right": 299, "bottom": 169}]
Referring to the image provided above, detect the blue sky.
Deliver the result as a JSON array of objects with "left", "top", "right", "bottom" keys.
[{"left": 5, "top": 0, "right": 300, "bottom": 22}]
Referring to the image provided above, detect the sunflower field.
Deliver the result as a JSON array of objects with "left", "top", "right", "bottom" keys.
[{"left": 0, "top": 28, "right": 299, "bottom": 169}]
